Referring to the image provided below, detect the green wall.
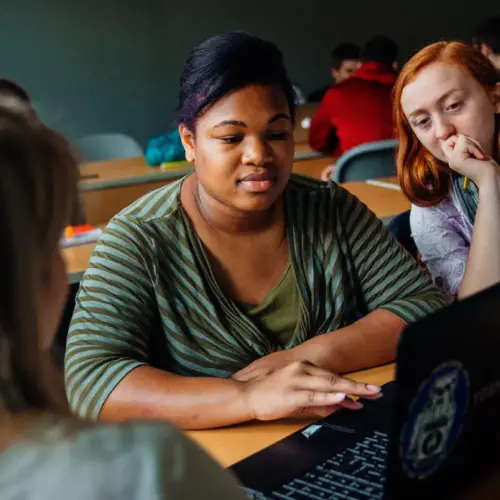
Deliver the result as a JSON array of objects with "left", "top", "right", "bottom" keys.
[{"left": 1, "top": 0, "right": 499, "bottom": 145}]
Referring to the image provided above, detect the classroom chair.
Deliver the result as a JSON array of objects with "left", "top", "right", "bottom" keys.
[
  {"left": 76, "top": 133, "right": 144, "bottom": 162},
  {"left": 387, "top": 210, "right": 418, "bottom": 259},
  {"left": 332, "top": 139, "right": 398, "bottom": 183}
]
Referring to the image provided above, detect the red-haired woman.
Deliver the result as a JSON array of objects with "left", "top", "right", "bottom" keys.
[{"left": 394, "top": 41, "right": 500, "bottom": 301}]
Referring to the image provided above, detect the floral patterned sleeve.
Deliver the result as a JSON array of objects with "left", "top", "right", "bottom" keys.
[{"left": 410, "top": 202, "right": 469, "bottom": 303}]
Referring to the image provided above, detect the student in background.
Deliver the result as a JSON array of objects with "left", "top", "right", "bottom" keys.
[
  {"left": 65, "top": 32, "right": 445, "bottom": 430},
  {"left": 0, "top": 107, "right": 245, "bottom": 499},
  {"left": 473, "top": 17, "right": 500, "bottom": 71},
  {"left": 310, "top": 36, "right": 398, "bottom": 180},
  {"left": 395, "top": 41, "right": 500, "bottom": 302},
  {"left": 308, "top": 42, "right": 361, "bottom": 102}
]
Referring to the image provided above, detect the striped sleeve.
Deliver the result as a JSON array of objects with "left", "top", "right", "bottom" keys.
[
  {"left": 65, "top": 217, "right": 156, "bottom": 420},
  {"left": 335, "top": 185, "right": 447, "bottom": 322}
]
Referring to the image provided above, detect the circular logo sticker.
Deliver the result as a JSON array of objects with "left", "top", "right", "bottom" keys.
[{"left": 400, "top": 361, "right": 469, "bottom": 479}]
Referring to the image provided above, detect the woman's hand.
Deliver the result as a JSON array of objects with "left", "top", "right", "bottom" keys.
[
  {"left": 321, "top": 165, "right": 334, "bottom": 182},
  {"left": 232, "top": 350, "right": 300, "bottom": 382},
  {"left": 242, "top": 361, "right": 382, "bottom": 421},
  {"left": 440, "top": 135, "right": 500, "bottom": 190}
]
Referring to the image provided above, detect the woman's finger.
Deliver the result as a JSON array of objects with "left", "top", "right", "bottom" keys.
[
  {"left": 452, "top": 135, "right": 486, "bottom": 161},
  {"left": 463, "top": 137, "right": 487, "bottom": 160},
  {"left": 302, "top": 365, "right": 382, "bottom": 397},
  {"left": 338, "top": 398, "right": 364, "bottom": 410},
  {"left": 293, "top": 390, "right": 348, "bottom": 409},
  {"left": 464, "top": 136, "right": 486, "bottom": 153},
  {"left": 359, "top": 392, "right": 384, "bottom": 400},
  {"left": 291, "top": 397, "right": 365, "bottom": 420},
  {"left": 440, "top": 135, "right": 458, "bottom": 157},
  {"left": 290, "top": 372, "right": 348, "bottom": 394}
]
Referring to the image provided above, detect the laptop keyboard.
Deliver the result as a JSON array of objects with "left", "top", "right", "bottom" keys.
[{"left": 245, "top": 431, "right": 388, "bottom": 500}]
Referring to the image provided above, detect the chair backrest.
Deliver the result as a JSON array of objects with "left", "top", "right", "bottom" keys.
[
  {"left": 294, "top": 103, "right": 319, "bottom": 144},
  {"left": 332, "top": 139, "right": 399, "bottom": 183},
  {"left": 76, "top": 133, "right": 144, "bottom": 163}
]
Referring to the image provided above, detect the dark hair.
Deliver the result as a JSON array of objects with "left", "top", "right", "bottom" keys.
[
  {"left": 362, "top": 35, "right": 399, "bottom": 68},
  {"left": 330, "top": 43, "right": 360, "bottom": 69},
  {"left": 176, "top": 32, "right": 296, "bottom": 130},
  {"left": 473, "top": 17, "right": 500, "bottom": 54},
  {"left": 0, "top": 79, "right": 30, "bottom": 103}
]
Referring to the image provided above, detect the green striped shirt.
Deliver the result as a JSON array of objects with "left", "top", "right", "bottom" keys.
[{"left": 65, "top": 174, "right": 446, "bottom": 419}]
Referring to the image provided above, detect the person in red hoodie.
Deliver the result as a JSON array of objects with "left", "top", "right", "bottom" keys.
[{"left": 309, "top": 36, "right": 399, "bottom": 180}]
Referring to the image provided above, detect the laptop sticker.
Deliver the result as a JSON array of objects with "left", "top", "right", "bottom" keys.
[
  {"left": 301, "top": 424, "right": 322, "bottom": 439},
  {"left": 400, "top": 361, "right": 470, "bottom": 479}
]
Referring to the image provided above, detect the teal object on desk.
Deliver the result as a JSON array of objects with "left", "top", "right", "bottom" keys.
[{"left": 145, "top": 129, "right": 185, "bottom": 166}]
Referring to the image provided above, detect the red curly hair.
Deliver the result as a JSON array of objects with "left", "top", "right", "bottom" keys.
[{"left": 394, "top": 41, "right": 500, "bottom": 207}]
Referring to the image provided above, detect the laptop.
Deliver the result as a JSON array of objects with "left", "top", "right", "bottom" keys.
[{"left": 231, "top": 283, "right": 500, "bottom": 499}]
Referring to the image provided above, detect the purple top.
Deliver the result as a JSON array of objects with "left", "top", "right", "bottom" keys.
[{"left": 410, "top": 188, "right": 473, "bottom": 302}]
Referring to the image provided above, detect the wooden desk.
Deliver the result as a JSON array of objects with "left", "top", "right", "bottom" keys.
[
  {"left": 188, "top": 364, "right": 395, "bottom": 467},
  {"left": 79, "top": 157, "right": 191, "bottom": 191},
  {"left": 293, "top": 144, "right": 336, "bottom": 180},
  {"left": 342, "top": 179, "right": 410, "bottom": 219},
  {"left": 79, "top": 157, "right": 188, "bottom": 225},
  {"left": 366, "top": 176, "right": 401, "bottom": 190},
  {"left": 292, "top": 144, "right": 335, "bottom": 179}
]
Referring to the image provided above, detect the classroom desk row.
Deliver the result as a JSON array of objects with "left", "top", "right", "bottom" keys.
[{"left": 64, "top": 176, "right": 409, "bottom": 284}]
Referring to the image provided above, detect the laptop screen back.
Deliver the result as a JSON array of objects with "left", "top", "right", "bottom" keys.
[{"left": 385, "top": 283, "right": 500, "bottom": 499}]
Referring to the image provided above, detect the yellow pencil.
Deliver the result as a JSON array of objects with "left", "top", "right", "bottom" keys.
[{"left": 463, "top": 176, "right": 469, "bottom": 192}]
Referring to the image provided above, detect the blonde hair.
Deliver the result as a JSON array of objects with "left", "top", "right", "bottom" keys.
[{"left": 0, "top": 108, "right": 78, "bottom": 418}]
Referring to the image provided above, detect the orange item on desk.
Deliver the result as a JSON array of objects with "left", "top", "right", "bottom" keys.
[
  {"left": 62, "top": 225, "right": 103, "bottom": 248},
  {"left": 65, "top": 224, "right": 98, "bottom": 238}
]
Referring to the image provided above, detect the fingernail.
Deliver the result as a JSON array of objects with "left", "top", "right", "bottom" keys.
[
  {"left": 331, "top": 392, "right": 346, "bottom": 402},
  {"left": 353, "top": 402, "right": 364, "bottom": 410},
  {"left": 367, "top": 384, "right": 381, "bottom": 392}
]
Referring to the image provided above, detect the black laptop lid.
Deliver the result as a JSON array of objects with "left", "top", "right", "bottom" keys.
[{"left": 385, "top": 283, "right": 500, "bottom": 499}]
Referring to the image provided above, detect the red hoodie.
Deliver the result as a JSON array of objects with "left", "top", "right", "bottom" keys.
[{"left": 308, "top": 62, "right": 396, "bottom": 156}]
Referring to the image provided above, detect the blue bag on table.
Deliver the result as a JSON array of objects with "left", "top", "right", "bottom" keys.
[{"left": 145, "top": 129, "right": 185, "bottom": 166}]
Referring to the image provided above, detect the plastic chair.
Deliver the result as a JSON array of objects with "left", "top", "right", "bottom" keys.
[
  {"left": 387, "top": 210, "right": 418, "bottom": 259},
  {"left": 332, "top": 139, "right": 398, "bottom": 183},
  {"left": 76, "top": 133, "right": 144, "bottom": 162}
]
